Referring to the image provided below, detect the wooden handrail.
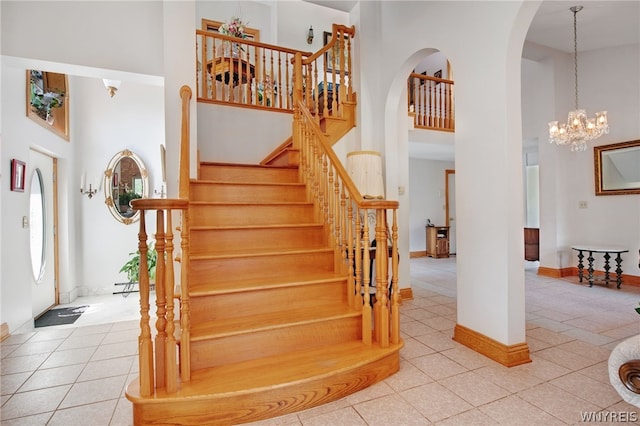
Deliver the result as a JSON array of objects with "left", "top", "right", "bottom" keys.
[
  {"left": 179, "top": 86, "right": 192, "bottom": 199},
  {"left": 196, "top": 30, "right": 312, "bottom": 112},
  {"left": 294, "top": 99, "right": 400, "bottom": 348}
]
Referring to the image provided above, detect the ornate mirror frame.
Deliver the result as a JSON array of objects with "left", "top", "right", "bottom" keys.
[
  {"left": 594, "top": 140, "right": 640, "bottom": 196},
  {"left": 104, "top": 149, "right": 149, "bottom": 224}
]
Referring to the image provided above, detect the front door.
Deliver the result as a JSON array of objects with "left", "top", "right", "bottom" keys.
[{"left": 30, "top": 149, "right": 57, "bottom": 318}]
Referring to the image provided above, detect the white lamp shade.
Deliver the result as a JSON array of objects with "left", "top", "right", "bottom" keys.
[{"left": 347, "top": 150, "right": 385, "bottom": 199}]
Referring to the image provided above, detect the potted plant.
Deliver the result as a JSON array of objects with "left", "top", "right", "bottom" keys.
[{"left": 119, "top": 241, "right": 158, "bottom": 284}]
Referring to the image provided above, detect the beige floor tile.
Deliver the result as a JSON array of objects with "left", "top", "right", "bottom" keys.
[
  {"left": 439, "top": 371, "right": 510, "bottom": 406},
  {"left": 479, "top": 394, "right": 565, "bottom": 425},
  {"left": 19, "top": 364, "right": 84, "bottom": 392},
  {"left": 401, "top": 320, "right": 437, "bottom": 337},
  {"left": 435, "top": 408, "right": 497, "bottom": 425},
  {"left": 517, "top": 382, "right": 600, "bottom": 424},
  {"left": 419, "top": 316, "right": 456, "bottom": 332},
  {"left": 0, "top": 385, "right": 71, "bottom": 420},
  {"left": 578, "top": 361, "right": 612, "bottom": 384},
  {"left": 383, "top": 359, "right": 433, "bottom": 392},
  {"left": 410, "top": 352, "right": 468, "bottom": 381},
  {"left": 526, "top": 327, "right": 575, "bottom": 346},
  {"left": 534, "top": 346, "right": 601, "bottom": 371},
  {"left": 1, "top": 372, "right": 31, "bottom": 395},
  {"left": 473, "top": 364, "right": 543, "bottom": 394},
  {"left": 550, "top": 371, "right": 622, "bottom": 409},
  {"left": 1, "top": 333, "right": 35, "bottom": 346},
  {"left": 345, "top": 380, "right": 395, "bottom": 406},
  {"left": 101, "top": 329, "right": 139, "bottom": 345},
  {"left": 28, "top": 328, "right": 74, "bottom": 342},
  {"left": 556, "top": 339, "right": 613, "bottom": 362},
  {"left": 77, "top": 356, "right": 136, "bottom": 382},
  {"left": 40, "top": 346, "right": 96, "bottom": 369},
  {"left": 415, "top": 331, "right": 459, "bottom": 352},
  {"left": 517, "top": 354, "right": 572, "bottom": 381},
  {"left": 48, "top": 399, "right": 118, "bottom": 426},
  {"left": 0, "top": 353, "right": 48, "bottom": 375},
  {"left": 354, "top": 394, "right": 429, "bottom": 425},
  {"left": 90, "top": 341, "right": 138, "bottom": 362},
  {"left": 400, "top": 337, "right": 437, "bottom": 359},
  {"left": 300, "top": 406, "right": 366, "bottom": 425},
  {"left": 401, "top": 382, "right": 473, "bottom": 423},
  {"left": 56, "top": 333, "right": 106, "bottom": 351},
  {"left": 59, "top": 375, "right": 128, "bottom": 409},
  {"left": 0, "top": 344, "right": 19, "bottom": 358},
  {"left": 561, "top": 327, "right": 616, "bottom": 346},
  {"left": 6, "top": 339, "right": 65, "bottom": 357},
  {"left": 296, "top": 398, "right": 351, "bottom": 421},
  {"left": 440, "top": 346, "right": 495, "bottom": 371},
  {"left": 0, "top": 411, "right": 53, "bottom": 426}
]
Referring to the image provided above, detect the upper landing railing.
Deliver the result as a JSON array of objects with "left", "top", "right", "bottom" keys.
[{"left": 408, "top": 72, "right": 455, "bottom": 132}]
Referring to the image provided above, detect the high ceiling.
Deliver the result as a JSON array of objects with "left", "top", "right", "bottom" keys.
[{"left": 304, "top": 1, "right": 640, "bottom": 161}]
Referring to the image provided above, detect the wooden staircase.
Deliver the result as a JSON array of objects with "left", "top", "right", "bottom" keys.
[{"left": 126, "top": 162, "right": 402, "bottom": 425}]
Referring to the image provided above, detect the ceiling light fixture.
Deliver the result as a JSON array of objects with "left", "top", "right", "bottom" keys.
[
  {"left": 103, "top": 79, "right": 121, "bottom": 98},
  {"left": 548, "top": 6, "right": 609, "bottom": 152}
]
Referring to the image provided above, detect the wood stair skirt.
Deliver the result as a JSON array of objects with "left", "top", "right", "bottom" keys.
[{"left": 126, "top": 162, "right": 402, "bottom": 425}]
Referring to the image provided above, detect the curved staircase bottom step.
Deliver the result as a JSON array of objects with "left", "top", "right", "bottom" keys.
[{"left": 126, "top": 340, "right": 403, "bottom": 425}]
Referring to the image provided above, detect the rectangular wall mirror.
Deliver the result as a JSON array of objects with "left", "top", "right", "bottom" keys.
[{"left": 594, "top": 139, "right": 640, "bottom": 195}]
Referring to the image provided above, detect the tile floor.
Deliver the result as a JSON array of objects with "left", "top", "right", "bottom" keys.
[{"left": 2, "top": 257, "right": 640, "bottom": 425}]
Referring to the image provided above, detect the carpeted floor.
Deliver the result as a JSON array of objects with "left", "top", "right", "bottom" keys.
[{"left": 34, "top": 305, "right": 89, "bottom": 328}]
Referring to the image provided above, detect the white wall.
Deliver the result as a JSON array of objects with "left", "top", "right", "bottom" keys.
[
  {"left": 1, "top": 1, "right": 166, "bottom": 332},
  {"left": 75, "top": 77, "right": 165, "bottom": 296},
  {"left": 408, "top": 158, "right": 454, "bottom": 252},
  {"left": 1, "top": 1, "right": 164, "bottom": 77},
  {"left": 524, "top": 44, "right": 640, "bottom": 276}
]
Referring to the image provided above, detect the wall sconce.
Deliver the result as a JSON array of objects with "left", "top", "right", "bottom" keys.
[
  {"left": 307, "top": 26, "right": 314, "bottom": 44},
  {"left": 80, "top": 173, "right": 98, "bottom": 199},
  {"left": 347, "top": 151, "right": 385, "bottom": 199},
  {"left": 102, "top": 79, "right": 121, "bottom": 98}
]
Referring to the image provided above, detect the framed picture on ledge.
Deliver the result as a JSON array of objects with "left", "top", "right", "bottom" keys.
[{"left": 26, "top": 70, "right": 70, "bottom": 141}]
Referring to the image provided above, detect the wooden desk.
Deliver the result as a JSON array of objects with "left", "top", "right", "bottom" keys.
[
  {"left": 207, "top": 57, "right": 255, "bottom": 86},
  {"left": 571, "top": 245, "right": 629, "bottom": 288}
]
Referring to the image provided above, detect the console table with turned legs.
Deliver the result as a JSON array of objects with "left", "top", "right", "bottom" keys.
[{"left": 571, "top": 246, "right": 629, "bottom": 288}]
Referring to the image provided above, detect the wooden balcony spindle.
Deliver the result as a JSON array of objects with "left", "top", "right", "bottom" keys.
[
  {"left": 362, "top": 211, "right": 372, "bottom": 345},
  {"left": 154, "top": 209, "right": 167, "bottom": 389},
  {"left": 164, "top": 210, "right": 177, "bottom": 394},
  {"left": 137, "top": 212, "right": 154, "bottom": 396},
  {"left": 179, "top": 209, "right": 191, "bottom": 382},
  {"left": 391, "top": 210, "right": 400, "bottom": 344},
  {"left": 374, "top": 209, "right": 389, "bottom": 347}
]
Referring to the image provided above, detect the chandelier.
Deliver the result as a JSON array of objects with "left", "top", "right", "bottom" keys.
[{"left": 548, "top": 5, "right": 609, "bottom": 152}]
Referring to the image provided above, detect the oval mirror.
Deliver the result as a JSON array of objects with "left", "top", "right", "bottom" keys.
[{"left": 104, "top": 149, "right": 149, "bottom": 224}]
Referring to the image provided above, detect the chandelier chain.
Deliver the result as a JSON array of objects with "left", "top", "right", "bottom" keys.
[
  {"left": 547, "top": 5, "right": 609, "bottom": 152},
  {"left": 573, "top": 7, "right": 579, "bottom": 110}
]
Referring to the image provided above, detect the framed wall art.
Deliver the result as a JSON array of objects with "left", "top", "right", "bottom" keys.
[
  {"left": 10, "top": 159, "right": 26, "bottom": 192},
  {"left": 26, "top": 70, "right": 70, "bottom": 141},
  {"left": 323, "top": 31, "right": 349, "bottom": 74}
]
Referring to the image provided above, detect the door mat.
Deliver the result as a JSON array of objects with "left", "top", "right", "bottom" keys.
[{"left": 34, "top": 305, "right": 89, "bottom": 328}]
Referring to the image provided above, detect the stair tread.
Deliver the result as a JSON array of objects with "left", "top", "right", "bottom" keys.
[
  {"left": 129, "top": 340, "right": 403, "bottom": 399},
  {"left": 190, "top": 200, "right": 313, "bottom": 206},
  {"left": 190, "top": 246, "right": 334, "bottom": 260},
  {"left": 191, "top": 181, "right": 304, "bottom": 187},
  {"left": 190, "top": 271, "right": 348, "bottom": 295},
  {"left": 190, "top": 223, "right": 324, "bottom": 231},
  {"left": 191, "top": 304, "right": 359, "bottom": 340}
]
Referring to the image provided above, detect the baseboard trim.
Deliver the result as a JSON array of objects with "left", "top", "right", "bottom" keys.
[
  {"left": 453, "top": 324, "right": 531, "bottom": 367},
  {"left": 399, "top": 287, "right": 413, "bottom": 301},
  {"left": 410, "top": 251, "right": 427, "bottom": 258},
  {"left": 538, "top": 266, "right": 640, "bottom": 287},
  {"left": 1, "top": 323, "right": 10, "bottom": 342}
]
